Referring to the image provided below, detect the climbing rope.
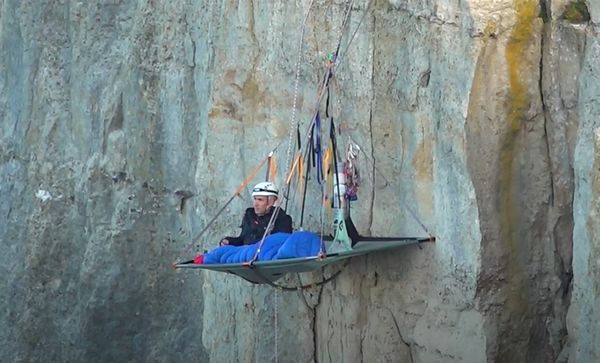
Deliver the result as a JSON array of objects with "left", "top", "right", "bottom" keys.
[
  {"left": 274, "top": 288, "right": 279, "bottom": 363},
  {"left": 283, "top": 0, "right": 316, "bottom": 188},
  {"left": 262, "top": 259, "right": 351, "bottom": 291}
]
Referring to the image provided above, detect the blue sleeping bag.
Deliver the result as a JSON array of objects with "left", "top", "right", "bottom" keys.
[
  {"left": 275, "top": 231, "right": 323, "bottom": 259},
  {"left": 203, "top": 231, "right": 324, "bottom": 264}
]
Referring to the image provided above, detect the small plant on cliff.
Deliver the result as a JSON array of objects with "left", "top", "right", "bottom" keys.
[{"left": 561, "top": 0, "right": 590, "bottom": 24}]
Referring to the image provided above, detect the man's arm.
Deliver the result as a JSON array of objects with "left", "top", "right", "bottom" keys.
[
  {"left": 222, "top": 235, "right": 242, "bottom": 246},
  {"left": 222, "top": 209, "right": 251, "bottom": 246}
]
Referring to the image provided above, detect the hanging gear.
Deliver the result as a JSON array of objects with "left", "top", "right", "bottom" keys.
[{"left": 344, "top": 141, "right": 360, "bottom": 201}]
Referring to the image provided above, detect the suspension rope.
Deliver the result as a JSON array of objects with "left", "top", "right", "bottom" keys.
[
  {"left": 346, "top": 135, "right": 433, "bottom": 237},
  {"left": 334, "top": 0, "right": 373, "bottom": 71},
  {"left": 173, "top": 142, "right": 283, "bottom": 264},
  {"left": 274, "top": 289, "right": 279, "bottom": 363}
]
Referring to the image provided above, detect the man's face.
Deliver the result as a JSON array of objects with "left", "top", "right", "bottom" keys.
[{"left": 253, "top": 195, "right": 275, "bottom": 216}]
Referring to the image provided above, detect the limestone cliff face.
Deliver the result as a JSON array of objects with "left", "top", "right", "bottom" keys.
[{"left": 0, "top": 1, "right": 597, "bottom": 362}]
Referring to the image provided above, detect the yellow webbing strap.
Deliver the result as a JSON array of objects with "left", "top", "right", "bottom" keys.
[{"left": 322, "top": 144, "right": 334, "bottom": 222}]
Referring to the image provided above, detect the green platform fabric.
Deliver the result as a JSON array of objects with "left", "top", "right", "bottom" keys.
[{"left": 175, "top": 237, "right": 431, "bottom": 284}]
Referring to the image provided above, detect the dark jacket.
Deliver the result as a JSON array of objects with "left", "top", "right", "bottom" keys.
[{"left": 225, "top": 207, "right": 293, "bottom": 246}]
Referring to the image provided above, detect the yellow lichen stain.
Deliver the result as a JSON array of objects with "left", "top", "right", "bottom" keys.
[
  {"left": 207, "top": 100, "right": 240, "bottom": 128},
  {"left": 501, "top": 0, "right": 539, "bottom": 313},
  {"left": 506, "top": 0, "right": 537, "bottom": 131},
  {"left": 207, "top": 106, "right": 220, "bottom": 120},
  {"left": 241, "top": 73, "right": 263, "bottom": 126},
  {"left": 242, "top": 74, "right": 260, "bottom": 104},
  {"left": 412, "top": 138, "right": 434, "bottom": 218},
  {"left": 223, "top": 69, "right": 236, "bottom": 84},
  {"left": 269, "top": 117, "right": 288, "bottom": 139},
  {"left": 483, "top": 20, "right": 498, "bottom": 38},
  {"left": 413, "top": 139, "right": 432, "bottom": 182}
]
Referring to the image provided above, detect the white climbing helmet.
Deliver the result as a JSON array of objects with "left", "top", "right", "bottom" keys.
[{"left": 252, "top": 181, "right": 279, "bottom": 197}]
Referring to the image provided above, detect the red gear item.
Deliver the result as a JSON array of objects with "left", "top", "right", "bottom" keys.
[{"left": 193, "top": 254, "right": 204, "bottom": 264}]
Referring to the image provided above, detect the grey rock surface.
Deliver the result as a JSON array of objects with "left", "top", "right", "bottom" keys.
[
  {"left": 0, "top": 0, "right": 597, "bottom": 362},
  {"left": 567, "top": 13, "right": 600, "bottom": 363}
]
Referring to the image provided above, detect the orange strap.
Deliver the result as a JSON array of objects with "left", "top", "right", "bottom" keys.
[
  {"left": 174, "top": 145, "right": 283, "bottom": 264},
  {"left": 268, "top": 156, "right": 277, "bottom": 182},
  {"left": 235, "top": 155, "right": 271, "bottom": 196},
  {"left": 285, "top": 152, "right": 302, "bottom": 186}
]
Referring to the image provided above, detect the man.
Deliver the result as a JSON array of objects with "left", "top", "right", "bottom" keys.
[{"left": 220, "top": 182, "right": 293, "bottom": 246}]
